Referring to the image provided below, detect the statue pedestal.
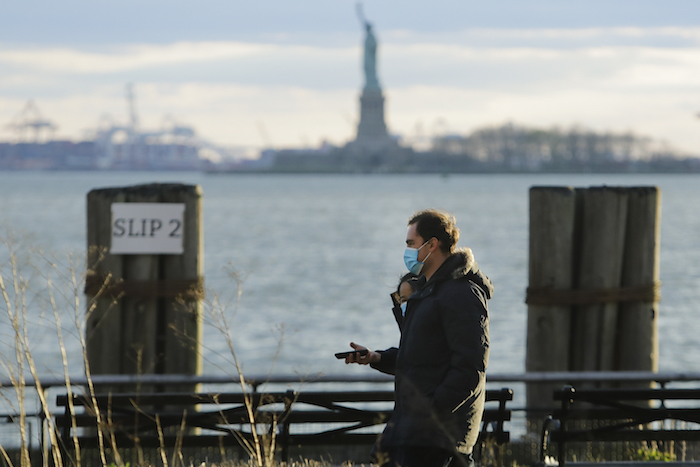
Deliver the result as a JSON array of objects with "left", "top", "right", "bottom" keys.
[
  {"left": 356, "top": 88, "right": 389, "bottom": 143},
  {"left": 341, "top": 87, "right": 406, "bottom": 170}
]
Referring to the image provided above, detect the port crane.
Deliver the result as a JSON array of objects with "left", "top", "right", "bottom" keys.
[{"left": 5, "top": 100, "right": 57, "bottom": 143}]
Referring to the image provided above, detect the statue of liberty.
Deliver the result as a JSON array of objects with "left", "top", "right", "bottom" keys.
[
  {"left": 352, "top": 3, "right": 390, "bottom": 148},
  {"left": 357, "top": 3, "right": 380, "bottom": 91}
]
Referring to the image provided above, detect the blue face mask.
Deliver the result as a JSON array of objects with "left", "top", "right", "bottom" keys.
[
  {"left": 403, "top": 240, "right": 430, "bottom": 275},
  {"left": 400, "top": 301, "right": 408, "bottom": 316}
]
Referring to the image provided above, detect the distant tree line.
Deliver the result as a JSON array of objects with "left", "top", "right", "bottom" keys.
[
  {"left": 429, "top": 123, "right": 699, "bottom": 172},
  {"left": 267, "top": 122, "right": 700, "bottom": 173}
]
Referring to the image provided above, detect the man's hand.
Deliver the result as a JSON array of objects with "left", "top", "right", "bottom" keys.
[{"left": 345, "top": 342, "right": 381, "bottom": 365}]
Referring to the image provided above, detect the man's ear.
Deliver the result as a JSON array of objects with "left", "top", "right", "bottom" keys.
[{"left": 429, "top": 237, "right": 439, "bottom": 251}]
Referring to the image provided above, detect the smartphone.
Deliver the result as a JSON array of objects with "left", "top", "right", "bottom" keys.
[{"left": 335, "top": 349, "right": 369, "bottom": 359}]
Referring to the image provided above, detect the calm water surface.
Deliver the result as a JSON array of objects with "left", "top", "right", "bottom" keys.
[{"left": 1, "top": 172, "right": 699, "bottom": 381}]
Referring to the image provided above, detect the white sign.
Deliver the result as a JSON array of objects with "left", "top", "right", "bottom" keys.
[{"left": 110, "top": 203, "right": 185, "bottom": 254}]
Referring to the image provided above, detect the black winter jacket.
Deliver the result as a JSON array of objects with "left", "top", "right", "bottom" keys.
[{"left": 371, "top": 248, "right": 492, "bottom": 454}]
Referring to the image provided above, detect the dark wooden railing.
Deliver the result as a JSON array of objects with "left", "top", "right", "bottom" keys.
[{"left": 55, "top": 388, "right": 513, "bottom": 463}]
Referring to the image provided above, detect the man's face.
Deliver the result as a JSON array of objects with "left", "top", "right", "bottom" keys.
[{"left": 406, "top": 223, "right": 430, "bottom": 262}]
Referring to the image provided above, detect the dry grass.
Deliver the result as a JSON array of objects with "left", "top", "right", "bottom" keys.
[{"left": 0, "top": 235, "right": 347, "bottom": 467}]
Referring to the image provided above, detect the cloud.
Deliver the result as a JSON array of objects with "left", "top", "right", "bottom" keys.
[
  {"left": 1, "top": 26, "right": 700, "bottom": 152},
  {"left": 383, "top": 26, "right": 700, "bottom": 47},
  {"left": 4, "top": 0, "right": 700, "bottom": 45},
  {"left": 0, "top": 42, "right": 291, "bottom": 74}
]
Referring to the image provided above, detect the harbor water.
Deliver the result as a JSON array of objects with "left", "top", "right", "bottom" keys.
[{"left": 0, "top": 172, "right": 699, "bottom": 382}]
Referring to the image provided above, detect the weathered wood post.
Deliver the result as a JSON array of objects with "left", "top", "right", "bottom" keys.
[
  {"left": 85, "top": 183, "right": 203, "bottom": 393},
  {"left": 86, "top": 190, "right": 124, "bottom": 382},
  {"left": 570, "top": 187, "right": 629, "bottom": 374},
  {"left": 525, "top": 187, "right": 576, "bottom": 419},
  {"left": 161, "top": 186, "right": 204, "bottom": 392},
  {"left": 526, "top": 185, "right": 661, "bottom": 429},
  {"left": 617, "top": 187, "right": 661, "bottom": 376}
]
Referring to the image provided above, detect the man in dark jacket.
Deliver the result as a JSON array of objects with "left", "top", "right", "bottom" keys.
[{"left": 346, "top": 209, "right": 492, "bottom": 467}]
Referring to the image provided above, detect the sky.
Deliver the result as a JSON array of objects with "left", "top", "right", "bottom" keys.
[{"left": 2, "top": 0, "right": 700, "bottom": 155}]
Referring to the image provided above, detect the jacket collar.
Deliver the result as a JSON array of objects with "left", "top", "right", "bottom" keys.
[{"left": 411, "top": 248, "right": 493, "bottom": 300}]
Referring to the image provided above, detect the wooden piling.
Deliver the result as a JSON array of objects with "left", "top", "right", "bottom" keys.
[
  {"left": 85, "top": 183, "right": 203, "bottom": 394},
  {"left": 526, "top": 185, "right": 662, "bottom": 421},
  {"left": 161, "top": 184, "right": 204, "bottom": 392},
  {"left": 86, "top": 189, "right": 125, "bottom": 386},
  {"left": 570, "top": 187, "right": 628, "bottom": 374},
  {"left": 617, "top": 187, "right": 661, "bottom": 374},
  {"left": 525, "top": 187, "right": 576, "bottom": 414},
  {"left": 121, "top": 189, "right": 161, "bottom": 378}
]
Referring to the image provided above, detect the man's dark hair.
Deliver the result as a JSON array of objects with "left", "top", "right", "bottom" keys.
[{"left": 408, "top": 209, "right": 459, "bottom": 254}]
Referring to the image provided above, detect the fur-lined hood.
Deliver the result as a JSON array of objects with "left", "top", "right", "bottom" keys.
[{"left": 445, "top": 247, "right": 494, "bottom": 300}]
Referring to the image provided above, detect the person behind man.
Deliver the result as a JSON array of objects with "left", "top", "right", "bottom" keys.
[
  {"left": 390, "top": 272, "right": 418, "bottom": 329},
  {"left": 344, "top": 209, "right": 493, "bottom": 467}
]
